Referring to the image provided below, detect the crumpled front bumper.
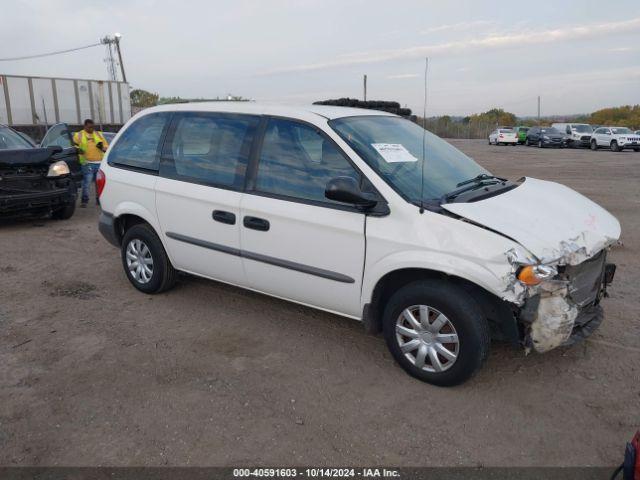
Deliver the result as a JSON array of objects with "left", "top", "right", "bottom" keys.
[
  {"left": 0, "top": 178, "right": 76, "bottom": 218},
  {"left": 518, "top": 251, "right": 614, "bottom": 353}
]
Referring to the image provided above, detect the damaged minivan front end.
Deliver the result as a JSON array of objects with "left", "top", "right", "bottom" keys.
[
  {"left": 510, "top": 248, "right": 616, "bottom": 353},
  {"left": 442, "top": 177, "right": 621, "bottom": 354}
]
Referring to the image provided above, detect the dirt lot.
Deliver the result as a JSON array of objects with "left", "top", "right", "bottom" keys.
[{"left": 1, "top": 140, "right": 638, "bottom": 467}]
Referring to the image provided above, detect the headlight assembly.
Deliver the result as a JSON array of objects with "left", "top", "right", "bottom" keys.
[{"left": 47, "top": 160, "right": 70, "bottom": 177}]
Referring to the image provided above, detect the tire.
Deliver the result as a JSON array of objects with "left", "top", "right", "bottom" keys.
[
  {"left": 121, "top": 223, "right": 176, "bottom": 294},
  {"left": 382, "top": 280, "right": 490, "bottom": 387},
  {"left": 488, "top": 138, "right": 491, "bottom": 145},
  {"left": 590, "top": 140, "right": 598, "bottom": 151},
  {"left": 538, "top": 139, "right": 544, "bottom": 148},
  {"left": 634, "top": 148, "right": 639, "bottom": 152},
  {"left": 52, "top": 201, "right": 76, "bottom": 220},
  {"left": 526, "top": 138, "right": 531, "bottom": 146},
  {"left": 611, "top": 141, "right": 620, "bottom": 152}
]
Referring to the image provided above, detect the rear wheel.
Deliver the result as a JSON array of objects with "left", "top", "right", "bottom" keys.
[
  {"left": 538, "top": 139, "right": 544, "bottom": 148},
  {"left": 121, "top": 223, "right": 176, "bottom": 294},
  {"left": 382, "top": 280, "right": 490, "bottom": 386}
]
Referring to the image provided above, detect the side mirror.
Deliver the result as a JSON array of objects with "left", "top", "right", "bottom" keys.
[{"left": 325, "top": 176, "right": 377, "bottom": 208}]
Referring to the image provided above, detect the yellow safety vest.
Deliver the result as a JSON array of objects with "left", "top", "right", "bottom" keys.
[{"left": 74, "top": 130, "right": 106, "bottom": 165}]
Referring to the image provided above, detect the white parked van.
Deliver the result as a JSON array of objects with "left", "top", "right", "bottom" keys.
[
  {"left": 97, "top": 103, "right": 620, "bottom": 386},
  {"left": 551, "top": 123, "right": 593, "bottom": 148}
]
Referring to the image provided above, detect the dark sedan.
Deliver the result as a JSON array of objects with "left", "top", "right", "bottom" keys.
[
  {"left": 526, "top": 127, "right": 566, "bottom": 148},
  {"left": 0, "top": 124, "right": 81, "bottom": 220}
]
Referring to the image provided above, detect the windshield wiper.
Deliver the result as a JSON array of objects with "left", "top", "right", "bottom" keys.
[
  {"left": 456, "top": 173, "right": 507, "bottom": 188},
  {"left": 440, "top": 175, "right": 510, "bottom": 204}
]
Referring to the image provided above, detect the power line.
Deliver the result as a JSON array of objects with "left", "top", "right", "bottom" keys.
[{"left": 0, "top": 42, "right": 102, "bottom": 62}]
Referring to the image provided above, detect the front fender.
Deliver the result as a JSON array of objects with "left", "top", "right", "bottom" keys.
[{"left": 362, "top": 249, "right": 525, "bottom": 309}]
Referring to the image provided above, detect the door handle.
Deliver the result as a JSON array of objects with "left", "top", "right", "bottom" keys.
[
  {"left": 212, "top": 210, "right": 236, "bottom": 225},
  {"left": 243, "top": 216, "right": 270, "bottom": 231}
]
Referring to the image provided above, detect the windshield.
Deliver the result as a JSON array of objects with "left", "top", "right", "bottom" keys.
[
  {"left": 542, "top": 128, "right": 562, "bottom": 134},
  {"left": 499, "top": 129, "right": 513, "bottom": 133},
  {"left": 611, "top": 127, "right": 632, "bottom": 134},
  {"left": 0, "top": 127, "right": 33, "bottom": 150},
  {"left": 572, "top": 124, "right": 592, "bottom": 133},
  {"left": 329, "top": 116, "right": 488, "bottom": 204}
]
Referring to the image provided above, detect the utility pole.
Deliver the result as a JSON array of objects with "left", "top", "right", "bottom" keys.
[
  {"left": 363, "top": 74, "right": 367, "bottom": 101},
  {"left": 537, "top": 95, "right": 541, "bottom": 124},
  {"left": 113, "top": 34, "right": 127, "bottom": 83},
  {"left": 104, "top": 40, "right": 117, "bottom": 81},
  {"left": 101, "top": 34, "right": 127, "bottom": 83}
]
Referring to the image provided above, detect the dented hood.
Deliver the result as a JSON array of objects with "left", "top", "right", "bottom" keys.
[{"left": 442, "top": 177, "right": 621, "bottom": 265}]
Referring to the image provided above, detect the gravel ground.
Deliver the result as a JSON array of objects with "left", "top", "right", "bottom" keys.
[{"left": 0, "top": 140, "right": 638, "bottom": 467}]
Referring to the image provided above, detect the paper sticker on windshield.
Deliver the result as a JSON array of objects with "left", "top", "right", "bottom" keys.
[{"left": 371, "top": 143, "right": 418, "bottom": 163}]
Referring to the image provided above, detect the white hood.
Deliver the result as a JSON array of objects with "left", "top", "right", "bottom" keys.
[{"left": 442, "top": 177, "right": 621, "bottom": 265}]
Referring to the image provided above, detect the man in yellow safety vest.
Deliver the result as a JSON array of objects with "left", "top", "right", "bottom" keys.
[{"left": 73, "top": 119, "right": 109, "bottom": 207}]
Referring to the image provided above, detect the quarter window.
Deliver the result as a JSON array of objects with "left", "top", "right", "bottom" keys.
[
  {"left": 162, "top": 113, "right": 259, "bottom": 189},
  {"left": 255, "top": 118, "right": 360, "bottom": 204},
  {"left": 108, "top": 113, "right": 170, "bottom": 170}
]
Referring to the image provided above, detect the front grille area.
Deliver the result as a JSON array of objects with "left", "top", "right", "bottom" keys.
[
  {"left": 560, "top": 251, "right": 606, "bottom": 308},
  {"left": 580, "top": 135, "right": 591, "bottom": 141}
]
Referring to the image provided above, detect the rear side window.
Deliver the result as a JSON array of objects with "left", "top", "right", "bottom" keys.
[
  {"left": 254, "top": 118, "right": 360, "bottom": 204},
  {"left": 108, "top": 112, "right": 170, "bottom": 170},
  {"left": 161, "top": 112, "right": 258, "bottom": 189}
]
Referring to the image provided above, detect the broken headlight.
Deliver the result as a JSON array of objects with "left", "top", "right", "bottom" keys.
[
  {"left": 517, "top": 264, "right": 557, "bottom": 286},
  {"left": 47, "top": 160, "right": 70, "bottom": 177}
]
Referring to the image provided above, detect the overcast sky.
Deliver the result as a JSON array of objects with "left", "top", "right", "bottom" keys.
[{"left": 1, "top": 0, "right": 638, "bottom": 116}]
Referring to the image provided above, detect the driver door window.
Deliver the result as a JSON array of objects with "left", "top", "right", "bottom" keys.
[{"left": 41, "top": 123, "right": 73, "bottom": 148}]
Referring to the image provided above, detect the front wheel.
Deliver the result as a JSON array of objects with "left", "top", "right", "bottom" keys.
[
  {"left": 52, "top": 201, "right": 76, "bottom": 220},
  {"left": 121, "top": 223, "right": 177, "bottom": 294},
  {"left": 538, "top": 139, "right": 544, "bottom": 148},
  {"left": 382, "top": 280, "right": 490, "bottom": 386},
  {"left": 591, "top": 140, "right": 598, "bottom": 151},
  {"left": 611, "top": 141, "right": 620, "bottom": 152}
]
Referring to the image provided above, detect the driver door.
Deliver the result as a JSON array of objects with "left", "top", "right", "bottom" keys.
[{"left": 40, "top": 123, "right": 82, "bottom": 183}]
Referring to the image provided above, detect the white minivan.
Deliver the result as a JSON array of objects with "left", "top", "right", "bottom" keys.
[{"left": 97, "top": 103, "right": 620, "bottom": 386}]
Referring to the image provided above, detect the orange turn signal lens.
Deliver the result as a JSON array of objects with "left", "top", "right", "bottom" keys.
[
  {"left": 517, "top": 264, "right": 557, "bottom": 286},
  {"left": 517, "top": 265, "right": 542, "bottom": 286}
]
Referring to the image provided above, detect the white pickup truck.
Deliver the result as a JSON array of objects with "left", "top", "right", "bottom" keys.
[{"left": 590, "top": 126, "right": 640, "bottom": 152}]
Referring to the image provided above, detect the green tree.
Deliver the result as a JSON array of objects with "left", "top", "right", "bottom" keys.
[{"left": 130, "top": 89, "right": 159, "bottom": 108}]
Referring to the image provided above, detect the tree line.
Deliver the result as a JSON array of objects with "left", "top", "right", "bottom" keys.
[{"left": 130, "top": 89, "right": 638, "bottom": 138}]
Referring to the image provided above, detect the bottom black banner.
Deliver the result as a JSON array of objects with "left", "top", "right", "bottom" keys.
[{"left": 0, "top": 467, "right": 620, "bottom": 480}]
